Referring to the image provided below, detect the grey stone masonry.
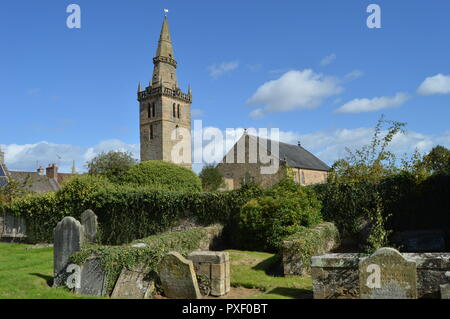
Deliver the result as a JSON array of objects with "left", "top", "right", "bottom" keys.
[
  {"left": 188, "top": 251, "right": 230, "bottom": 297},
  {"left": 311, "top": 251, "right": 450, "bottom": 299}
]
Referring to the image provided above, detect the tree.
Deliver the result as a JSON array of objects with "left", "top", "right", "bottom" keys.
[
  {"left": 199, "top": 165, "right": 225, "bottom": 192},
  {"left": 329, "top": 115, "right": 406, "bottom": 184},
  {"left": 422, "top": 145, "right": 450, "bottom": 175},
  {"left": 86, "top": 151, "right": 137, "bottom": 183}
]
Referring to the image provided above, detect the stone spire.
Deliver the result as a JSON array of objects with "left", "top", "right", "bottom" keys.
[{"left": 151, "top": 16, "right": 178, "bottom": 88}]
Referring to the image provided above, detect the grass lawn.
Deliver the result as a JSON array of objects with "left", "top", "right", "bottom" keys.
[
  {"left": 224, "top": 250, "right": 313, "bottom": 299},
  {"left": 0, "top": 243, "right": 96, "bottom": 299},
  {"left": 0, "top": 243, "right": 312, "bottom": 299}
]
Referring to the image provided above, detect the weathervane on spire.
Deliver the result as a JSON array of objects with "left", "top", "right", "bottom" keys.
[{"left": 164, "top": 9, "right": 169, "bottom": 16}]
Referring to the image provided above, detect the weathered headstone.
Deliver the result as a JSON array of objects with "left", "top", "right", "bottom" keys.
[
  {"left": 359, "top": 247, "right": 417, "bottom": 299},
  {"left": 53, "top": 217, "right": 84, "bottom": 286},
  {"left": 441, "top": 271, "right": 450, "bottom": 299},
  {"left": 75, "top": 257, "right": 108, "bottom": 297},
  {"left": 188, "top": 251, "right": 230, "bottom": 297},
  {"left": 111, "top": 265, "right": 154, "bottom": 299},
  {"left": 158, "top": 251, "right": 202, "bottom": 299},
  {"left": 80, "top": 209, "right": 98, "bottom": 243}
]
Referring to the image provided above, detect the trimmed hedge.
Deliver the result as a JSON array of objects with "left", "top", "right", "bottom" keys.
[
  {"left": 70, "top": 225, "right": 223, "bottom": 296},
  {"left": 282, "top": 222, "right": 340, "bottom": 276},
  {"left": 122, "top": 161, "right": 202, "bottom": 192},
  {"left": 2, "top": 180, "right": 262, "bottom": 245}
]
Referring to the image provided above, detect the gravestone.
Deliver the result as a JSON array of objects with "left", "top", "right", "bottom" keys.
[
  {"left": 111, "top": 265, "right": 154, "bottom": 299},
  {"left": 158, "top": 251, "right": 202, "bottom": 299},
  {"left": 75, "top": 257, "right": 107, "bottom": 297},
  {"left": 359, "top": 247, "right": 417, "bottom": 299},
  {"left": 80, "top": 209, "right": 98, "bottom": 243},
  {"left": 441, "top": 271, "right": 450, "bottom": 299},
  {"left": 53, "top": 217, "right": 84, "bottom": 286}
]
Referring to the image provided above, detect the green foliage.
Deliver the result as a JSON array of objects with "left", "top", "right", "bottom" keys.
[
  {"left": 70, "top": 225, "right": 222, "bottom": 296},
  {"left": 362, "top": 192, "right": 392, "bottom": 253},
  {"left": 199, "top": 164, "right": 225, "bottom": 192},
  {"left": 422, "top": 145, "right": 450, "bottom": 175},
  {"left": 3, "top": 176, "right": 262, "bottom": 245},
  {"left": 0, "top": 177, "right": 31, "bottom": 204},
  {"left": 329, "top": 115, "right": 406, "bottom": 184},
  {"left": 122, "top": 160, "right": 202, "bottom": 192},
  {"left": 283, "top": 222, "right": 339, "bottom": 272},
  {"left": 238, "top": 179, "right": 322, "bottom": 252},
  {"left": 86, "top": 151, "right": 137, "bottom": 183}
]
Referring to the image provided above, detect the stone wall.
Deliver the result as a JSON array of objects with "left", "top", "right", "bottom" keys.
[
  {"left": 282, "top": 222, "right": 340, "bottom": 276},
  {"left": 290, "top": 167, "right": 328, "bottom": 186},
  {"left": 0, "top": 213, "right": 27, "bottom": 241},
  {"left": 311, "top": 252, "right": 450, "bottom": 299}
]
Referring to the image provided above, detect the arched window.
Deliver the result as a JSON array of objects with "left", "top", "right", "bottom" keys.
[
  {"left": 150, "top": 124, "right": 154, "bottom": 139},
  {"left": 152, "top": 103, "right": 156, "bottom": 117},
  {"left": 177, "top": 104, "right": 181, "bottom": 118},
  {"left": 173, "top": 103, "right": 176, "bottom": 117},
  {"left": 147, "top": 104, "right": 151, "bottom": 118}
]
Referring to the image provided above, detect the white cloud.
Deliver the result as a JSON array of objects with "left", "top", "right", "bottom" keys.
[
  {"left": 208, "top": 61, "right": 239, "bottom": 78},
  {"left": 1, "top": 140, "right": 139, "bottom": 174},
  {"left": 336, "top": 93, "right": 410, "bottom": 114},
  {"left": 344, "top": 70, "right": 364, "bottom": 81},
  {"left": 417, "top": 74, "right": 450, "bottom": 95},
  {"left": 247, "top": 69, "right": 343, "bottom": 118},
  {"left": 320, "top": 53, "right": 337, "bottom": 66}
]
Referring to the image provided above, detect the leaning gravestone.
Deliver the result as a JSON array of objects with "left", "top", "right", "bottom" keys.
[
  {"left": 158, "top": 252, "right": 202, "bottom": 299},
  {"left": 75, "top": 257, "right": 108, "bottom": 297},
  {"left": 111, "top": 265, "right": 154, "bottom": 299},
  {"left": 359, "top": 247, "right": 417, "bottom": 299},
  {"left": 80, "top": 209, "right": 98, "bottom": 243},
  {"left": 53, "top": 217, "right": 84, "bottom": 287}
]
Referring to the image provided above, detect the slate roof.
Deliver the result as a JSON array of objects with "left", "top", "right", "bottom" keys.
[
  {"left": 249, "top": 135, "right": 331, "bottom": 172},
  {"left": 0, "top": 164, "right": 9, "bottom": 187},
  {"left": 8, "top": 171, "right": 60, "bottom": 193}
]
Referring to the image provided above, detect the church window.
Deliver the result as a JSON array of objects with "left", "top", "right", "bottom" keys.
[
  {"left": 175, "top": 125, "right": 179, "bottom": 139},
  {"left": 148, "top": 104, "right": 151, "bottom": 118},
  {"left": 150, "top": 125, "right": 154, "bottom": 139},
  {"left": 177, "top": 104, "right": 180, "bottom": 118},
  {"left": 173, "top": 103, "right": 176, "bottom": 117},
  {"left": 152, "top": 103, "right": 156, "bottom": 117}
]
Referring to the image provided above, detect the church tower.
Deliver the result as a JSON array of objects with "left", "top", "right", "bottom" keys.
[{"left": 138, "top": 16, "right": 192, "bottom": 169}]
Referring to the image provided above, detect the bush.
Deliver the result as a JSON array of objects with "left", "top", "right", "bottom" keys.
[
  {"left": 238, "top": 179, "right": 322, "bottom": 252},
  {"left": 86, "top": 151, "right": 137, "bottom": 183},
  {"left": 199, "top": 165, "right": 225, "bottom": 192},
  {"left": 122, "top": 161, "right": 202, "bottom": 192}
]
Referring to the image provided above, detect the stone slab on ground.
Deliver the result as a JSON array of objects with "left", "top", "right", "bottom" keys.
[
  {"left": 75, "top": 257, "right": 108, "bottom": 297},
  {"left": 111, "top": 265, "right": 154, "bottom": 299}
]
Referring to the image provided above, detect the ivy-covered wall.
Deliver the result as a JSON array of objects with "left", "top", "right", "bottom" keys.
[{"left": 282, "top": 222, "right": 340, "bottom": 276}]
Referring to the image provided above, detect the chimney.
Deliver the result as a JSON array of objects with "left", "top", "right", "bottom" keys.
[
  {"left": 37, "top": 167, "right": 45, "bottom": 176},
  {"left": 46, "top": 164, "right": 58, "bottom": 179}
]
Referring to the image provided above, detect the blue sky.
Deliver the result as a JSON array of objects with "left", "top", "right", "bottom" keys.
[{"left": 1, "top": 0, "right": 449, "bottom": 173}]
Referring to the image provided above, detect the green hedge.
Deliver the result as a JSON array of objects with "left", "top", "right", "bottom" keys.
[
  {"left": 2, "top": 179, "right": 262, "bottom": 245},
  {"left": 311, "top": 173, "right": 450, "bottom": 239},
  {"left": 282, "top": 222, "right": 340, "bottom": 276},
  {"left": 70, "top": 225, "right": 223, "bottom": 296},
  {"left": 122, "top": 160, "right": 202, "bottom": 192}
]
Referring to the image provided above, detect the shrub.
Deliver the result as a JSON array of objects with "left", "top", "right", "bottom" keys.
[
  {"left": 86, "top": 151, "right": 137, "bottom": 183},
  {"left": 122, "top": 161, "right": 202, "bottom": 192},
  {"left": 199, "top": 164, "right": 225, "bottom": 192},
  {"left": 238, "top": 179, "right": 322, "bottom": 252}
]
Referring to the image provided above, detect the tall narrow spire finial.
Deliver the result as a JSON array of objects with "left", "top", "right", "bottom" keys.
[{"left": 137, "top": 82, "right": 141, "bottom": 93}]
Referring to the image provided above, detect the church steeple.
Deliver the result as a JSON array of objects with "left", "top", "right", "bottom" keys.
[
  {"left": 151, "top": 16, "right": 178, "bottom": 88},
  {"left": 137, "top": 15, "right": 192, "bottom": 169}
]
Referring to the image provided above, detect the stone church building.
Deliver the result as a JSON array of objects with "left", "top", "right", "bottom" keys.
[
  {"left": 217, "top": 133, "right": 330, "bottom": 190},
  {"left": 136, "top": 16, "right": 330, "bottom": 189}
]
